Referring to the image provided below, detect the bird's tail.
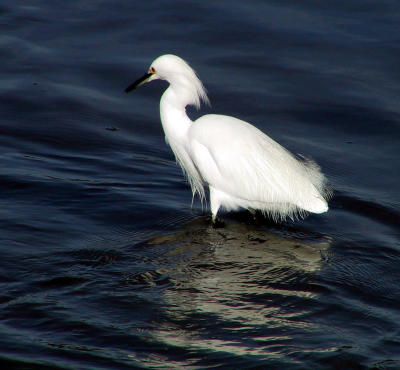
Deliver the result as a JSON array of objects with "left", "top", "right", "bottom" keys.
[
  {"left": 296, "top": 155, "right": 331, "bottom": 214},
  {"left": 297, "top": 194, "right": 329, "bottom": 214}
]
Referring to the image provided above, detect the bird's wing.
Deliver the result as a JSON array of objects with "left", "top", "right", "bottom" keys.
[{"left": 189, "top": 114, "right": 326, "bottom": 210}]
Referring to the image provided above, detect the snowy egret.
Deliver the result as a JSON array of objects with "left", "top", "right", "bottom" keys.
[{"left": 125, "top": 54, "right": 330, "bottom": 224}]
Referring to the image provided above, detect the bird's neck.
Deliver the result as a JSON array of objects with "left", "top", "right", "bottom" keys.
[{"left": 160, "top": 86, "right": 193, "bottom": 143}]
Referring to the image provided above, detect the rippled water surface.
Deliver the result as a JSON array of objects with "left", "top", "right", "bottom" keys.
[{"left": 1, "top": 1, "right": 400, "bottom": 368}]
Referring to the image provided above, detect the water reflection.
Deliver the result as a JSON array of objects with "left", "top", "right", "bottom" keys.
[{"left": 139, "top": 219, "right": 331, "bottom": 362}]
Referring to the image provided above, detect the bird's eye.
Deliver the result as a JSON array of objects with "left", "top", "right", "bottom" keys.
[{"left": 149, "top": 67, "right": 155, "bottom": 74}]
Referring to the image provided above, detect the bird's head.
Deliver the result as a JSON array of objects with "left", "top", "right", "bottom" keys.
[{"left": 125, "top": 54, "right": 209, "bottom": 109}]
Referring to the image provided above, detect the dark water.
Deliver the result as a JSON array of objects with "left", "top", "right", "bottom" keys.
[{"left": 1, "top": 1, "right": 400, "bottom": 368}]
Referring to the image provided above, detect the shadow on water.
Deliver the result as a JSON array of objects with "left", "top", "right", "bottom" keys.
[{"left": 126, "top": 218, "right": 332, "bottom": 368}]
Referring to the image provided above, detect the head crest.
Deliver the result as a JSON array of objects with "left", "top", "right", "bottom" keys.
[{"left": 151, "top": 54, "right": 210, "bottom": 109}]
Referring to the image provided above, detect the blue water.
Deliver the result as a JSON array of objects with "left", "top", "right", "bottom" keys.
[{"left": 1, "top": 1, "right": 399, "bottom": 368}]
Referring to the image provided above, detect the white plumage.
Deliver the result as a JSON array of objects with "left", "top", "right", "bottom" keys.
[{"left": 125, "top": 54, "right": 330, "bottom": 223}]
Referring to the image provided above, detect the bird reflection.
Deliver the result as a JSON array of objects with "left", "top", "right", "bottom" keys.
[{"left": 137, "top": 219, "right": 331, "bottom": 361}]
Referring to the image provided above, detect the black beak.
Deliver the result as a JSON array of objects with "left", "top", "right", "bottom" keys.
[{"left": 125, "top": 72, "right": 153, "bottom": 93}]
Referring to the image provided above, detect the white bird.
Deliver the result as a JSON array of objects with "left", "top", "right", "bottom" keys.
[{"left": 125, "top": 54, "right": 330, "bottom": 224}]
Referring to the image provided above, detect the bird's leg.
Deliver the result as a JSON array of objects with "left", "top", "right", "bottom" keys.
[
  {"left": 249, "top": 208, "right": 263, "bottom": 224},
  {"left": 211, "top": 215, "right": 225, "bottom": 228},
  {"left": 210, "top": 187, "right": 224, "bottom": 227}
]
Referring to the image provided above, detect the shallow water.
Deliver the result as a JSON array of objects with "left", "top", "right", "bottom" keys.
[{"left": 1, "top": 1, "right": 399, "bottom": 368}]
